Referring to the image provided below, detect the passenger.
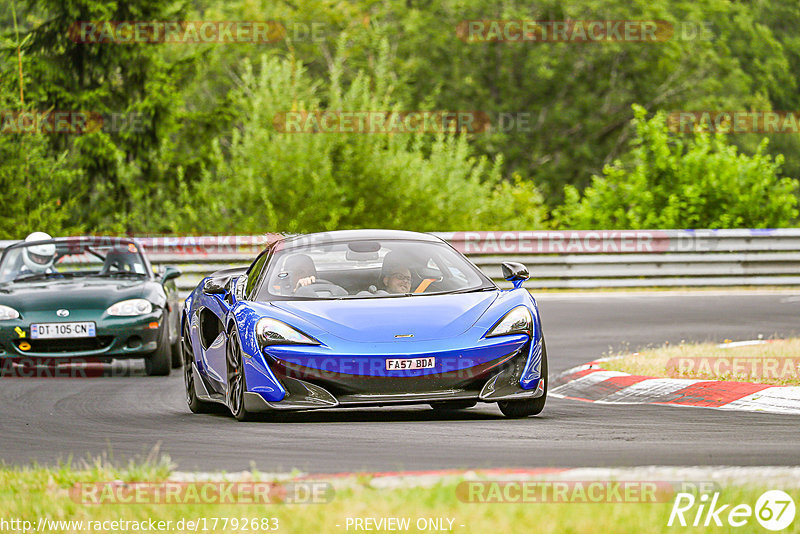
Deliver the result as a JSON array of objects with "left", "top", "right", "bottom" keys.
[
  {"left": 381, "top": 255, "right": 412, "bottom": 294},
  {"left": 102, "top": 246, "right": 145, "bottom": 274}
]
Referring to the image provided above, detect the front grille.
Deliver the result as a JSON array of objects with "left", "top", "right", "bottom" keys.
[
  {"left": 270, "top": 351, "right": 520, "bottom": 397},
  {"left": 15, "top": 336, "right": 114, "bottom": 353}
]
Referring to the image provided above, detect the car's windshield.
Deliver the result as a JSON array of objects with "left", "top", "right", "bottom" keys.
[
  {"left": 0, "top": 239, "right": 149, "bottom": 284},
  {"left": 256, "top": 239, "right": 493, "bottom": 300}
]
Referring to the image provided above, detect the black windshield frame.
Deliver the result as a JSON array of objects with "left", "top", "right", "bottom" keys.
[
  {"left": 253, "top": 238, "right": 496, "bottom": 301},
  {"left": 0, "top": 237, "right": 153, "bottom": 284}
]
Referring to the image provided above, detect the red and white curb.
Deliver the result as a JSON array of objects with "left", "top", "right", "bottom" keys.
[{"left": 550, "top": 362, "right": 800, "bottom": 415}]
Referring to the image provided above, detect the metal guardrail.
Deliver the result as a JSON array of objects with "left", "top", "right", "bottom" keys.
[{"left": 3, "top": 229, "right": 800, "bottom": 291}]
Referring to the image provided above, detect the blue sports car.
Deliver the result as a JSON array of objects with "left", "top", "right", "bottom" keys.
[{"left": 181, "top": 230, "right": 547, "bottom": 420}]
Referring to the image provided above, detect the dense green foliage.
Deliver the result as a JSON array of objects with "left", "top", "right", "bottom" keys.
[
  {"left": 556, "top": 105, "right": 799, "bottom": 229},
  {"left": 0, "top": 76, "right": 84, "bottom": 237},
  {"left": 159, "top": 48, "right": 547, "bottom": 234},
  {"left": 1, "top": 0, "right": 800, "bottom": 237}
]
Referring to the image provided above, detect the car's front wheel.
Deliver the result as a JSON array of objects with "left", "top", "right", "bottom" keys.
[
  {"left": 170, "top": 322, "right": 182, "bottom": 369},
  {"left": 226, "top": 330, "right": 255, "bottom": 421},
  {"left": 498, "top": 338, "right": 548, "bottom": 418},
  {"left": 144, "top": 319, "right": 171, "bottom": 376}
]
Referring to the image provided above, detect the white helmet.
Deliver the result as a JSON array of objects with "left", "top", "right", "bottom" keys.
[{"left": 22, "top": 232, "right": 56, "bottom": 273}]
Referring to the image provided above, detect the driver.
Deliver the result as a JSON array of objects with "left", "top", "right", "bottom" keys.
[
  {"left": 284, "top": 254, "right": 317, "bottom": 293},
  {"left": 21, "top": 232, "right": 56, "bottom": 274}
]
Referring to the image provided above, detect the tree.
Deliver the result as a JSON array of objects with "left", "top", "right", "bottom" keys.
[
  {"left": 159, "top": 45, "right": 548, "bottom": 234},
  {"left": 555, "top": 105, "right": 798, "bottom": 229},
  {"left": 5, "top": 0, "right": 197, "bottom": 232}
]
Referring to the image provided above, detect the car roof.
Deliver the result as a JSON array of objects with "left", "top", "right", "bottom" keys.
[{"left": 279, "top": 229, "right": 444, "bottom": 248}]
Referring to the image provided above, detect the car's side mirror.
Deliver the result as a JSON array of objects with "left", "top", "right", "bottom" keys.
[
  {"left": 501, "top": 262, "right": 529, "bottom": 289},
  {"left": 162, "top": 266, "right": 181, "bottom": 282},
  {"left": 202, "top": 278, "right": 227, "bottom": 295}
]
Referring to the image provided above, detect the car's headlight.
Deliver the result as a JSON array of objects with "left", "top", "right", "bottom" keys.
[
  {"left": 106, "top": 299, "right": 153, "bottom": 316},
  {"left": 256, "top": 318, "right": 318, "bottom": 347},
  {"left": 486, "top": 306, "right": 532, "bottom": 338},
  {"left": 0, "top": 305, "right": 20, "bottom": 320}
]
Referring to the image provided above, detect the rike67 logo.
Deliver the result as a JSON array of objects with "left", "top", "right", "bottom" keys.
[{"left": 669, "top": 490, "right": 795, "bottom": 530}]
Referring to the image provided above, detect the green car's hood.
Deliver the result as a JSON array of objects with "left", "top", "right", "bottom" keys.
[{"left": 0, "top": 277, "right": 151, "bottom": 313}]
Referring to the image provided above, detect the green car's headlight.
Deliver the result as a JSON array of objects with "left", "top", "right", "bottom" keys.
[
  {"left": 256, "top": 318, "right": 318, "bottom": 347},
  {"left": 0, "top": 305, "right": 20, "bottom": 320},
  {"left": 106, "top": 299, "right": 153, "bottom": 316},
  {"left": 486, "top": 306, "right": 532, "bottom": 338}
]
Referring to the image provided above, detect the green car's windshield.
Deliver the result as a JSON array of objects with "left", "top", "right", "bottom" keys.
[{"left": 0, "top": 239, "right": 149, "bottom": 284}]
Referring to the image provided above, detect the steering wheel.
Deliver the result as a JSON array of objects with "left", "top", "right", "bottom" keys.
[{"left": 294, "top": 280, "right": 348, "bottom": 297}]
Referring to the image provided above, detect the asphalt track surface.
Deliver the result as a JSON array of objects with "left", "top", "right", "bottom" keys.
[{"left": 2, "top": 291, "right": 799, "bottom": 472}]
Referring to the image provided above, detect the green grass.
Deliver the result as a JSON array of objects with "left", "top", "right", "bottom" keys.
[
  {"left": 602, "top": 338, "right": 800, "bottom": 386},
  {"left": 1, "top": 462, "right": 799, "bottom": 533}
]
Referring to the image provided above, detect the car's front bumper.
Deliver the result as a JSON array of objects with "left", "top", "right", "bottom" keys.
[
  {"left": 0, "top": 309, "right": 165, "bottom": 360},
  {"left": 229, "top": 333, "right": 544, "bottom": 412}
]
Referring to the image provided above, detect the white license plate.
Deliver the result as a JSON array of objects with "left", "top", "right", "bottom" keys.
[
  {"left": 385, "top": 357, "right": 435, "bottom": 371},
  {"left": 30, "top": 322, "right": 97, "bottom": 339}
]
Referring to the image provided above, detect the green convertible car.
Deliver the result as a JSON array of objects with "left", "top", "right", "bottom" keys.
[{"left": 0, "top": 235, "right": 181, "bottom": 376}]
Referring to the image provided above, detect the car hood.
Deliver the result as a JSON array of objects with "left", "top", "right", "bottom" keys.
[
  {"left": 0, "top": 278, "right": 148, "bottom": 313},
  {"left": 271, "top": 291, "right": 499, "bottom": 342}
]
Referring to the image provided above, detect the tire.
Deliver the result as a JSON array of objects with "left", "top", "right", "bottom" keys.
[
  {"left": 144, "top": 320, "right": 171, "bottom": 376},
  {"left": 226, "top": 330, "right": 255, "bottom": 421},
  {"left": 170, "top": 316, "right": 182, "bottom": 369},
  {"left": 498, "top": 338, "right": 548, "bottom": 418},
  {"left": 182, "top": 319, "right": 216, "bottom": 414},
  {"left": 430, "top": 400, "right": 478, "bottom": 411}
]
